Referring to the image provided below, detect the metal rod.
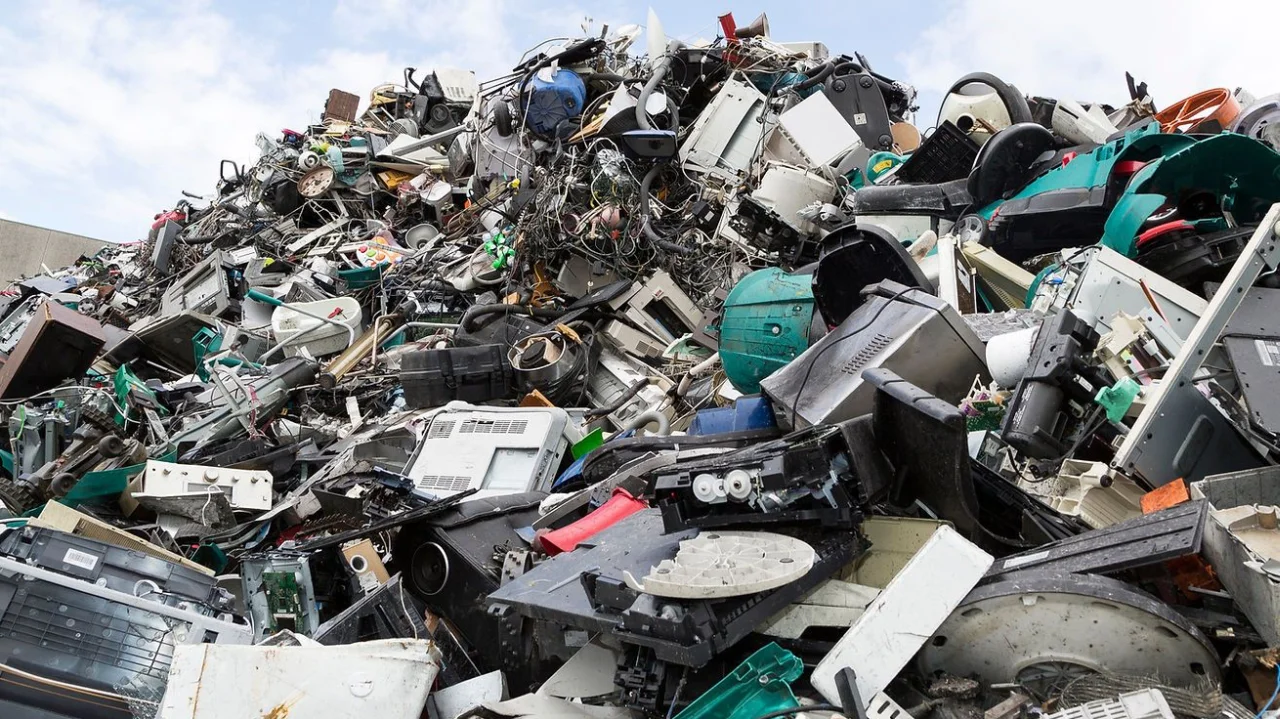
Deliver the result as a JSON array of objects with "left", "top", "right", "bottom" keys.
[{"left": 320, "top": 313, "right": 405, "bottom": 389}]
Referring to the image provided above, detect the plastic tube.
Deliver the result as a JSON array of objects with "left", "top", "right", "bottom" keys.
[
  {"left": 638, "top": 163, "right": 695, "bottom": 255},
  {"left": 459, "top": 303, "right": 561, "bottom": 333},
  {"left": 791, "top": 61, "right": 835, "bottom": 92},
  {"left": 624, "top": 409, "right": 671, "bottom": 435},
  {"left": 676, "top": 352, "right": 721, "bottom": 397},
  {"left": 585, "top": 378, "right": 651, "bottom": 419},
  {"left": 635, "top": 39, "right": 683, "bottom": 131}
]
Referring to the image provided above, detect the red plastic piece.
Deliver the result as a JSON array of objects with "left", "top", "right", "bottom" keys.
[
  {"left": 1136, "top": 219, "right": 1194, "bottom": 248},
  {"left": 536, "top": 488, "right": 647, "bottom": 556},
  {"left": 151, "top": 209, "right": 186, "bottom": 230},
  {"left": 719, "top": 13, "right": 738, "bottom": 42},
  {"left": 1113, "top": 160, "right": 1148, "bottom": 176}
]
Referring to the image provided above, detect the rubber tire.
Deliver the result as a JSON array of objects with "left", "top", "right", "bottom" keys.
[
  {"left": 80, "top": 407, "right": 117, "bottom": 433},
  {"left": 50, "top": 473, "right": 77, "bottom": 498},
  {"left": 494, "top": 102, "right": 514, "bottom": 137},
  {"left": 97, "top": 434, "right": 126, "bottom": 458},
  {"left": 0, "top": 479, "right": 40, "bottom": 514}
]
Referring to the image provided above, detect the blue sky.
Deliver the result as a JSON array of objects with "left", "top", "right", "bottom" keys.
[{"left": 0, "top": 0, "right": 1274, "bottom": 243}]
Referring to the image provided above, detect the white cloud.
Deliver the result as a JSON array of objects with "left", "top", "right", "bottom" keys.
[
  {"left": 0, "top": 0, "right": 599, "bottom": 243},
  {"left": 898, "top": 0, "right": 1280, "bottom": 125}
]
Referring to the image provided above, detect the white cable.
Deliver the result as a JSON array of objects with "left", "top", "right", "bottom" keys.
[{"left": 0, "top": 662, "right": 155, "bottom": 706}]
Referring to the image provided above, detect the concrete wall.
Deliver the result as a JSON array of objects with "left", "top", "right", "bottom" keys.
[{"left": 0, "top": 219, "right": 110, "bottom": 285}]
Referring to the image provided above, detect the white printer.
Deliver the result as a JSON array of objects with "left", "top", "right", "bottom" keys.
[{"left": 404, "top": 402, "right": 579, "bottom": 500}]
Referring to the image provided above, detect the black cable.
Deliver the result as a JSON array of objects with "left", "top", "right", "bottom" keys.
[
  {"left": 789, "top": 286, "right": 921, "bottom": 428},
  {"left": 1055, "top": 405, "right": 1106, "bottom": 462},
  {"left": 584, "top": 377, "right": 650, "bottom": 418},
  {"left": 750, "top": 705, "right": 842, "bottom": 719}
]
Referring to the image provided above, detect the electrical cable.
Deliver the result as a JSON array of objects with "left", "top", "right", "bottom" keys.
[
  {"left": 0, "top": 661, "right": 153, "bottom": 706},
  {"left": 665, "top": 667, "right": 690, "bottom": 719}
]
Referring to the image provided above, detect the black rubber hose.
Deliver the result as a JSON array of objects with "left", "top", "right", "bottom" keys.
[
  {"left": 791, "top": 61, "right": 835, "bottom": 92},
  {"left": 584, "top": 378, "right": 651, "bottom": 418},
  {"left": 418, "top": 279, "right": 465, "bottom": 295},
  {"left": 459, "top": 303, "right": 561, "bottom": 333},
  {"left": 638, "top": 163, "right": 694, "bottom": 255},
  {"left": 636, "top": 40, "right": 682, "bottom": 131},
  {"left": 831, "top": 60, "right": 864, "bottom": 76}
]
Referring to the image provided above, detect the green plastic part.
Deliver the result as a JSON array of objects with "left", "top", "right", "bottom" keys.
[
  {"left": 192, "top": 328, "right": 257, "bottom": 380},
  {"left": 1095, "top": 377, "right": 1141, "bottom": 423},
  {"left": 675, "top": 643, "right": 802, "bottom": 719},
  {"left": 113, "top": 365, "right": 166, "bottom": 425},
  {"left": 572, "top": 428, "right": 605, "bottom": 460},
  {"left": 339, "top": 264, "right": 388, "bottom": 290},
  {"left": 193, "top": 542, "right": 230, "bottom": 573},
  {"left": 718, "top": 268, "right": 815, "bottom": 394},
  {"left": 978, "top": 122, "right": 1189, "bottom": 220},
  {"left": 246, "top": 288, "right": 283, "bottom": 307},
  {"left": 1102, "top": 193, "right": 1166, "bottom": 257},
  {"left": 866, "top": 152, "right": 904, "bottom": 183},
  {"left": 1102, "top": 133, "right": 1280, "bottom": 256},
  {"left": 192, "top": 328, "right": 222, "bottom": 381}
]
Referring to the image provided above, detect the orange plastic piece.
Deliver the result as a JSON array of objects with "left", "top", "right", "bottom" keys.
[
  {"left": 1165, "top": 554, "right": 1220, "bottom": 599},
  {"left": 1141, "top": 478, "right": 1189, "bottom": 514},
  {"left": 1155, "top": 88, "right": 1241, "bottom": 134},
  {"left": 519, "top": 389, "right": 554, "bottom": 408}
]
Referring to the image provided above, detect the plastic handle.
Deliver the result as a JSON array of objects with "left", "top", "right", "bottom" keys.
[{"left": 246, "top": 289, "right": 283, "bottom": 307}]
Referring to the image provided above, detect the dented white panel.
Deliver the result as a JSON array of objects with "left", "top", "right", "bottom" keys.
[
  {"left": 811, "top": 525, "right": 993, "bottom": 707},
  {"left": 158, "top": 639, "right": 441, "bottom": 719}
]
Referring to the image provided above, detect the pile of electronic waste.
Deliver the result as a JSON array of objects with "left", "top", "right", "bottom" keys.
[{"left": 7, "top": 8, "right": 1280, "bottom": 719}]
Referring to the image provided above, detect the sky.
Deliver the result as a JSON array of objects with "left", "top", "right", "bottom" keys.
[{"left": 1, "top": 0, "right": 1279, "bottom": 243}]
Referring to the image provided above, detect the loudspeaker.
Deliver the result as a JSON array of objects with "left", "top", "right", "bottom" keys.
[
  {"left": 736, "top": 13, "right": 769, "bottom": 38},
  {"left": 341, "top": 539, "right": 389, "bottom": 595}
]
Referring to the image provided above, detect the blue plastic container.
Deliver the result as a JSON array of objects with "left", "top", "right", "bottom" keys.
[{"left": 522, "top": 68, "right": 586, "bottom": 137}]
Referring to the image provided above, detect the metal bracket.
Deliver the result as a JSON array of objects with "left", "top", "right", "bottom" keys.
[{"left": 500, "top": 549, "right": 534, "bottom": 586}]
